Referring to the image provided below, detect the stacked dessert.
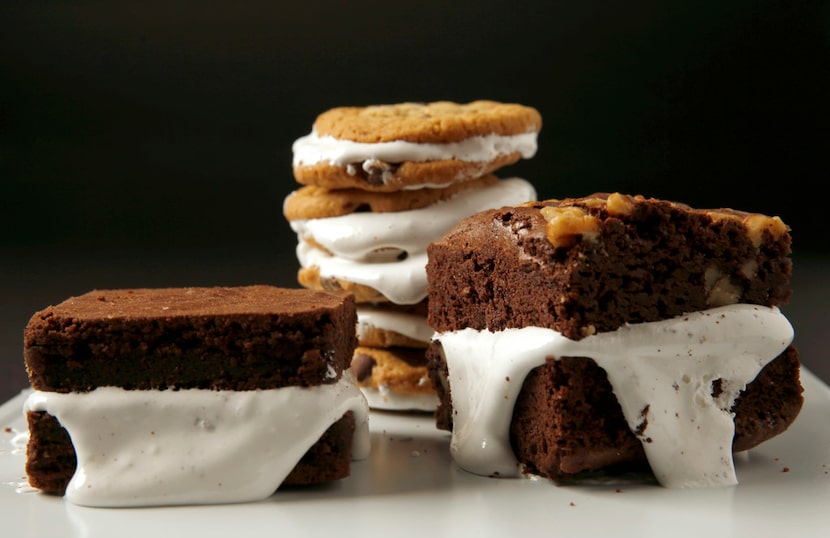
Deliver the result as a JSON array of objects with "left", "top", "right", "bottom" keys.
[
  {"left": 426, "top": 192, "right": 804, "bottom": 488},
  {"left": 23, "top": 286, "right": 369, "bottom": 507},
  {"left": 284, "top": 101, "right": 542, "bottom": 411}
]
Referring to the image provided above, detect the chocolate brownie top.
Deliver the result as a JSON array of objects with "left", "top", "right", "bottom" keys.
[
  {"left": 533, "top": 193, "right": 789, "bottom": 250},
  {"left": 25, "top": 286, "right": 357, "bottom": 392},
  {"left": 34, "top": 285, "right": 346, "bottom": 319},
  {"left": 427, "top": 193, "right": 793, "bottom": 338}
]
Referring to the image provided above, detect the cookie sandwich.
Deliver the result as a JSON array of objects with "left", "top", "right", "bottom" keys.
[{"left": 285, "top": 100, "right": 542, "bottom": 411}]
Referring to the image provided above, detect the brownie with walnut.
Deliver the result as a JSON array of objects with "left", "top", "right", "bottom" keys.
[{"left": 426, "top": 192, "right": 804, "bottom": 479}]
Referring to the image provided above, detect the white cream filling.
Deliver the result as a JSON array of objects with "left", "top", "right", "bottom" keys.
[
  {"left": 357, "top": 305, "right": 433, "bottom": 344},
  {"left": 292, "top": 130, "right": 538, "bottom": 168},
  {"left": 434, "top": 304, "right": 794, "bottom": 488},
  {"left": 290, "top": 177, "right": 537, "bottom": 305},
  {"left": 24, "top": 372, "right": 370, "bottom": 507}
]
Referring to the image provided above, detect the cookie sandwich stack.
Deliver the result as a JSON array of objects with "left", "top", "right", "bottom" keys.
[{"left": 283, "top": 100, "right": 542, "bottom": 411}]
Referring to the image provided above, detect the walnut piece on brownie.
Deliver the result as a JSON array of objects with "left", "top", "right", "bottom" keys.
[
  {"left": 23, "top": 285, "right": 370, "bottom": 507},
  {"left": 426, "top": 192, "right": 803, "bottom": 488}
]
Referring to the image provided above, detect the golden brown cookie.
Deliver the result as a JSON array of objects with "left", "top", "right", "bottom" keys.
[
  {"left": 294, "top": 156, "right": 522, "bottom": 193},
  {"left": 314, "top": 101, "right": 542, "bottom": 144},
  {"left": 350, "top": 346, "right": 438, "bottom": 411},
  {"left": 357, "top": 301, "right": 431, "bottom": 349},
  {"left": 358, "top": 325, "right": 427, "bottom": 349},
  {"left": 284, "top": 175, "right": 499, "bottom": 221},
  {"left": 292, "top": 100, "right": 542, "bottom": 192},
  {"left": 298, "top": 266, "right": 391, "bottom": 304}
]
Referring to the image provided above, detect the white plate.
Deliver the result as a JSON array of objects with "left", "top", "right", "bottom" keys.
[{"left": 2, "top": 369, "right": 829, "bottom": 538}]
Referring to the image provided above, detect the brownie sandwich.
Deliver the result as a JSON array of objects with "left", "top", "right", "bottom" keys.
[
  {"left": 23, "top": 285, "right": 370, "bottom": 507},
  {"left": 426, "top": 192, "right": 803, "bottom": 487}
]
